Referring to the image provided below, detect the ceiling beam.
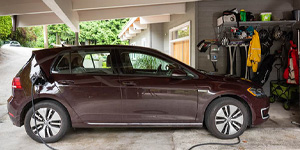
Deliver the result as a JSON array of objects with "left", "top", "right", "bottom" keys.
[
  {"left": 73, "top": 0, "right": 198, "bottom": 11},
  {"left": 16, "top": 13, "right": 63, "bottom": 27},
  {"left": 0, "top": 1, "right": 51, "bottom": 16},
  {"left": 140, "top": 15, "right": 170, "bottom": 24},
  {"left": 42, "top": 0, "right": 79, "bottom": 32},
  {"left": 79, "top": 3, "right": 186, "bottom": 22}
]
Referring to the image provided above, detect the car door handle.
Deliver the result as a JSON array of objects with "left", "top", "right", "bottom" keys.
[
  {"left": 57, "top": 80, "right": 74, "bottom": 85},
  {"left": 121, "top": 81, "right": 136, "bottom": 86}
]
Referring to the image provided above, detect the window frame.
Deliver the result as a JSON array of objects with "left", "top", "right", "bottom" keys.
[
  {"left": 50, "top": 48, "right": 118, "bottom": 76},
  {"left": 51, "top": 51, "right": 72, "bottom": 74},
  {"left": 169, "top": 21, "right": 191, "bottom": 66},
  {"left": 115, "top": 47, "right": 198, "bottom": 79}
]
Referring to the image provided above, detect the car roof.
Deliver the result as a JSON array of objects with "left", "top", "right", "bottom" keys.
[{"left": 33, "top": 45, "right": 161, "bottom": 56}]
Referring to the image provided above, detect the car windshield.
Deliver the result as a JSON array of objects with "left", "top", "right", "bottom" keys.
[{"left": 11, "top": 41, "right": 19, "bottom": 45}]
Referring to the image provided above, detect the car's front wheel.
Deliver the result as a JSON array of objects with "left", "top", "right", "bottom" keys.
[
  {"left": 205, "top": 97, "right": 250, "bottom": 139},
  {"left": 24, "top": 100, "right": 70, "bottom": 143}
]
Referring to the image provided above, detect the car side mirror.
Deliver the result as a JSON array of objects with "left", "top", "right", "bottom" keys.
[{"left": 171, "top": 69, "right": 187, "bottom": 77}]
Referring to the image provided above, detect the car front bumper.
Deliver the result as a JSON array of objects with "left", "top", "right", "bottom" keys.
[{"left": 250, "top": 96, "right": 270, "bottom": 126}]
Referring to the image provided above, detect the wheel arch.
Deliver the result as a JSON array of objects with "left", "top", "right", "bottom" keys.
[
  {"left": 20, "top": 98, "right": 72, "bottom": 127},
  {"left": 203, "top": 94, "right": 253, "bottom": 127}
]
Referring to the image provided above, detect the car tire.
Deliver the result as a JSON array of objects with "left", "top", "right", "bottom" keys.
[
  {"left": 205, "top": 97, "right": 249, "bottom": 139},
  {"left": 24, "top": 100, "right": 70, "bottom": 143}
]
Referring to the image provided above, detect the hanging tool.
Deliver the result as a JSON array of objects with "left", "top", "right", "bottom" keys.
[
  {"left": 240, "top": 44, "right": 249, "bottom": 79},
  {"left": 227, "top": 44, "right": 238, "bottom": 75}
]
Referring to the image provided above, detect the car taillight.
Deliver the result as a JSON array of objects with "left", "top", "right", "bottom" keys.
[{"left": 12, "top": 77, "right": 22, "bottom": 89}]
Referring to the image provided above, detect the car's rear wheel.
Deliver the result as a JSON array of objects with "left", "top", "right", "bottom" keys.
[
  {"left": 205, "top": 97, "right": 249, "bottom": 139},
  {"left": 24, "top": 100, "right": 70, "bottom": 143}
]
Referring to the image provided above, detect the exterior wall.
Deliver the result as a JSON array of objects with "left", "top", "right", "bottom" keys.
[
  {"left": 150, "top": 23, "right": 164, "bottom": 52},
  {"left": 197, "top": 0, "right": 294, "bottom": 95},
  {"left": 129, "top": 26, "right": 151, "bottom": 47},
  {"left": 163, "top": 2, "right": 198, "bottom": 68},
  {"left": 129, "top": 23, "right": 164, "bottom": 52},
  {"left": 130, "top": 2, "right": 198, "bottom": 68}
]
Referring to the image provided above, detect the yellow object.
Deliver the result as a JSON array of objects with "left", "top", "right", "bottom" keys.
[{"left": 247, "top": 30, "right": 261, "bottom": 72}]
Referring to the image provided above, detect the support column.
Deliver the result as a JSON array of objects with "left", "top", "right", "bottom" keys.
[
  {"left": 56, "top": 33, "right": 60, "bottom": 45},
  {"left": 11, "top": 15, "right": 17, "bottom": 40},
  {"left": 75, "top": 32, "right": 79, "bottom": 46},
  {"left": 43, "top": 25, "right": 48, "bottom": 48}
]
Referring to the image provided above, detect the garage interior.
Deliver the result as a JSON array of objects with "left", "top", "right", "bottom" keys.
[{"left": 0, "top": 0, "right": 299, "bottom": 149}]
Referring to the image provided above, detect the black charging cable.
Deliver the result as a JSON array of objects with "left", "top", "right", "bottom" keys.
[
  {"left": 188, "top": 136, "right": 241, "bottom": 150},
  {"left": 31, "top": 78, "right": 57, "bottom": 150}
]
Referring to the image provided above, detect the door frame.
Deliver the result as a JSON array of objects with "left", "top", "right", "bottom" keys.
[{"left": 169, "top": 21, "right": 191, "bottom": 65}]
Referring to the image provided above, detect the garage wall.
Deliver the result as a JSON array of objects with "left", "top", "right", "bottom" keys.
[
  {"left": 163, "top": 2, "right": 198, "bottom": 68},
  {"left": 197, "top": 0, "right": 294, "bottom": 72},
  {"left": 197, "top": 0, "right": 294, "bottom": 95},
  {"left": 294, "top": 0, "right": 300, "bottom": 10}
]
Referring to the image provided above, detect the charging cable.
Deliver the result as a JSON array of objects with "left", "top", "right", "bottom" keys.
[
  {"left": 188, "top": 136, "right": 240, "bottom": 150},
  {"left": 31, "top": 78, "right": 57, "bottom": 150}
]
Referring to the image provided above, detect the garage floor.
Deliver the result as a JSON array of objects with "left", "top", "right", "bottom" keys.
[{"left": 0, "top": 47, "right": 299, "bottom": 150}]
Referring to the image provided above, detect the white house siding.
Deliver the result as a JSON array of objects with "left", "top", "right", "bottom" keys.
[{"left": 130, "top": 26, "right": 151, "bottom": 47}]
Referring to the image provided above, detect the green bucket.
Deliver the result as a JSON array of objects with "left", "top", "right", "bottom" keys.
[{"left": 261, "top": 12, "right": 272, "bottom": 21}]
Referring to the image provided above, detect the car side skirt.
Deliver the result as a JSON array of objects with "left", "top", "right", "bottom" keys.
[{"left": 86, "top": 122, "right": 203, "bottom": 127}]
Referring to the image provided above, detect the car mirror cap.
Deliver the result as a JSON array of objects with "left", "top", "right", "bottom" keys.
[
  {"left": 172, "top": 73, "right": 187, "bottom": 77},
  {"left": 171, "top": 69, "right": 187, "bottom": 77}
]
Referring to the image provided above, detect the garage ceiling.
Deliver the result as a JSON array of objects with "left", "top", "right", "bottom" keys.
[{"left": 0, "top": 0, "right": 204, "bottom": 32}]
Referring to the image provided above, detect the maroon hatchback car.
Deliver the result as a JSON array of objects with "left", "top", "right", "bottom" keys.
[{"left": 7, "top": 45, "right": 269, "bottom": 143}]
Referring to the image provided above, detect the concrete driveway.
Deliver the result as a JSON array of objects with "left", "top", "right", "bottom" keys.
[{"left": 0, "top": 47, "right": 299, "bottom": 150}]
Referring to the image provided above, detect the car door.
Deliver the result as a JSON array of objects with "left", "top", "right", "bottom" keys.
[
  {"left": 115, "top": 48, "right": 198, "bottom": 123},
  {"left": 50, "top": 48, "right": 122, "bottom": 124}
]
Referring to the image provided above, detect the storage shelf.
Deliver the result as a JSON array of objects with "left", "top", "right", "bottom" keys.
[{"left": 219, "top": 20, "right": 297, "bottom": 27}]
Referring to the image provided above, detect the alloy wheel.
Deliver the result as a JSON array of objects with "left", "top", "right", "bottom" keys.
[
  {"left": 215, "top": 105, "right": 244, "bottom": 135},
  {"left": 30, "top": 108, "right": 62, "bottom": 138}
]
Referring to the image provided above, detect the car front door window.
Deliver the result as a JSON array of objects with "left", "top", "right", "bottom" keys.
[{"left": 120, "top": 52, "right": 175, "bottom": 77}]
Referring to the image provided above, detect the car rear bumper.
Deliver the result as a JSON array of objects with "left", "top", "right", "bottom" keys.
[{"left": 7, "top": 96, "right": 22, "bottom": 127}]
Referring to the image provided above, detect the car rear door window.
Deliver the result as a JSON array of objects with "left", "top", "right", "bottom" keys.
[
  {"left": 71, "top": 51, "right": 115, "bottom": 75},
  {"left": 52, "top": 53, "right": 71, "bottom": 74}
]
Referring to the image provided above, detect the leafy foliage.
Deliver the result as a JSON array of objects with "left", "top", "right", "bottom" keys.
[
  {"left": 14, "top": 26, "right": 44, "bottom": 48},
  {"left": 48, "top": 19, "right": 129, "bottom": 46},
  {"left": 0, "top": 16, "right": 129, "bottom": 48},
  {"left": 132, "top": 54, "right": 167, "bottom": 70},
  {"left": 0, "top": 16, "right": 12, "bottom": 42}
]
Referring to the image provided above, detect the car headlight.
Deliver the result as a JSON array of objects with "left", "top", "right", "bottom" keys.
[{"left": 247, "top": 87, "right": 265, "bottom": 97}]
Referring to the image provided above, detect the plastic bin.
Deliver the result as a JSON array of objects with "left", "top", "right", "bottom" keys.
[{"left": 260, "top": 12, "right": 272, "bottom": 21}]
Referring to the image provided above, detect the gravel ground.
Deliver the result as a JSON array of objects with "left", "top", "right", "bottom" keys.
[{"left": 0, "top": 46, "right": 299, "bottom": 150}]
